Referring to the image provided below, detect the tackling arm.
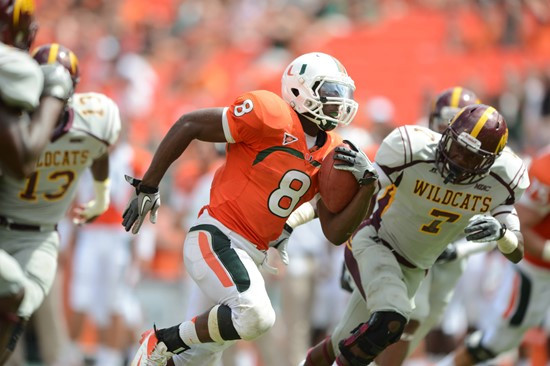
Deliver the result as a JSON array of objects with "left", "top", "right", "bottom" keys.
[
  {"left": 464, "top": 206, "right": 524, "bottom": 263},
  {"left": 140, "top": 108, "right": 226, "bottom": 188}
]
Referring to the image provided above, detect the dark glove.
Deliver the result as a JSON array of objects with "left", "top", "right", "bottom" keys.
[
  {"left": 333, "top": 140, "right": 378, "bottom": 186},
  {"left": 269, "top": 223, "right": 293, "bottom": 265},
  {"left": 122, "top": 175, "right": 160, "bottom": 234},
  {"left": 40, "top": 64, "right": 74, "bottom": 102},
  {"left": 436, "top": 243, "right": 458, "bottom": 264},
  {"left": 464, "top": 215, "right": 506, "bottom": 242}
]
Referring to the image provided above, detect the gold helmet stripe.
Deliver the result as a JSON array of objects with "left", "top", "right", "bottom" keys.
[
  {"left": 496, "top": 128, "right": 508, "bottom": 153},
  {"left": 470, "top": 106, "right": 497, "bottom": 138},
  {"left": 48, "top": 43, "right": 60, "bottom": 64},
  {"left": 13, "top": 0, "right": 34, "bottom": 26},
  {"left": 69, "top": 51, "right": 78, "bottom": 74},
  {"left": 450, "top": 87, "right": 463, "bottom": 108}
]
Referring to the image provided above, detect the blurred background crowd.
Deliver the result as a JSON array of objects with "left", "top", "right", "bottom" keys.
[{"left": 13, "top": 0, "right": 550, "bottom": 365}]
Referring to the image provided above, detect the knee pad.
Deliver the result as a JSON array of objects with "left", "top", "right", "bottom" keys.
[
  {"left": 209, "top": 304, "right": 275, "bottom": 342},
  {"left": 233, "top": 303, "right": 276, "bottom": 341},
  {"left": 338, "top": 311, "right": 407, "bottom": 366},
  {"left": 465, "top": 331, "right": 496, "bottom": 363}
]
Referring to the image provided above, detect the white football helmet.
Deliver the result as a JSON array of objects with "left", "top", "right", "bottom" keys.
[{"left": 281, "top": 52, "right": 358, "bottom": 131}]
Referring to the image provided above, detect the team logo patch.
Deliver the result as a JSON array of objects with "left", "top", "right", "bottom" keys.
[{"left": 283, "top": 132, "right": 298, "bottom": 146}]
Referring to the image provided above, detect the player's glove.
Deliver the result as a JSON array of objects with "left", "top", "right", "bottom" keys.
[
  {"left": 333, "top": 140, "right": 378, "bottom": 186},
  {"left": 435, "top": 243, "right": 458, "bottom": 264},
  {"left": 269, "top": 223, "right": 293, "bottom": 265},
  {"left": 464, "top": 215, "right": 506, "bottom": 242},
  {"left": 122, "top": 175, "right": 160, "bottom": 234},
  {"left": 39, "top": 64, "right": 74, "bottom": 102}
]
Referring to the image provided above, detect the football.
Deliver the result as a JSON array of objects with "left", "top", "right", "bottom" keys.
[{"left": 319, "top": 142, "right": 359, "bottom": 213}]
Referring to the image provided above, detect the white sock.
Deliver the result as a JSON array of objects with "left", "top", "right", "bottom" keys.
[{"left": 179, "top": 320, "right": 201, "bottom": 345}]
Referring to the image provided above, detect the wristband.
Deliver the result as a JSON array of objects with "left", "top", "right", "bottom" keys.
[
  {"left": 138, "top": 183, "right": 159, "bottom": 194},
  {"left": 496, "top": 229, "right": 519, "bottom": 254},
  {"left": 93, "top": 178, "right": 110, "bottom": 209},
  {"left": 542, "top": 240, "right": 550, "bottom": 262}
]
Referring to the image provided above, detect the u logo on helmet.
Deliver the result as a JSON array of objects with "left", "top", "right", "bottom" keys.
[{"left": 286, "top": 64, "right": 307, "bottom": 76}]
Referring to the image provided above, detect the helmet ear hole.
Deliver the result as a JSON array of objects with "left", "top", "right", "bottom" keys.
[{"left": 291, "top": 88, "right": 300, "bottom": 97}]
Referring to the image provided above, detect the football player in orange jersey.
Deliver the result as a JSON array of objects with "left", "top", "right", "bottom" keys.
[{"left": 122, "top": 52, "right": 378, "bottom": 366}]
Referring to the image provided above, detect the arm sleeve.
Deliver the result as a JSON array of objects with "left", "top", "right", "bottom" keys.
[{"left": 491, "top": 205, "right": 520, "bottom": 232}]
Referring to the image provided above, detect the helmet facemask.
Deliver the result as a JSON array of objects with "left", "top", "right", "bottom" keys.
[
  {"left": 436, "top": 128, "right": 499, "bottom": 185},
  {"left": 300, "top": 79, "right": 358, "bottom": 131}
]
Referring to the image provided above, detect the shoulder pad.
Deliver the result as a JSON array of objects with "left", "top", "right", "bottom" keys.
[
  {"left": 224, "top": 90, "right": 293, "bottom": 144},
  {"left": 70, "top": 92, "right": 121, "bottom": 146},
  {"left": 376, "top": 125, "right": 438, "bottom": 168},
  {"left": 491, "top": 147, "right": 529, "bottom": 204}
]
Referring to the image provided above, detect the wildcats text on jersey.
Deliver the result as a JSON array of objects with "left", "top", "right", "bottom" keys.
[
  {"left": 36, "top": 150, "right": 89, "bottom": 168},
  {"left": 413, "top": 179, "right": 491, "bottom": 212}
]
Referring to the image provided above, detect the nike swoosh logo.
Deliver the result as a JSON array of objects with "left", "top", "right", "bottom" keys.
[{"left": 140, "top": 196, "right": 151, "bottom": 214}]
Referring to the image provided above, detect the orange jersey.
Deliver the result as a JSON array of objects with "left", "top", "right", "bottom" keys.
[
  {"left": 521, "top": 148, "right": 550, "bottom": 268},
  {"left": 206, "top": 90, "right": 342, "bottom": 250}
]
